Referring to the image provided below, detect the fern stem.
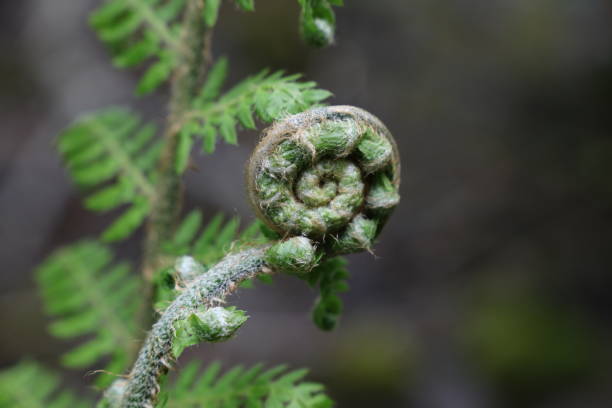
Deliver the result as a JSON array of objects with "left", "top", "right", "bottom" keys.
[
  {"left": 141, "top": 0, "right": 213, "bottom": 327},
  {"left": 116, "top": 246, "right": 272, "bottom": 407}
]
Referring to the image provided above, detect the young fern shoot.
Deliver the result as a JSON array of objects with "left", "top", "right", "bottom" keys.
[
  {"left": 104, "top": 106, "right": 400, "bottom": 407},
  {"left": 0, "top": 1, "right": 402, "bottom": 408}
]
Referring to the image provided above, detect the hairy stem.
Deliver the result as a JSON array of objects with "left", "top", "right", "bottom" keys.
[
  {"left": 118, "top": 246, "right": 272, "bottom": 407},
  {"left": 140, "top": 0, "right": 214, "bottom": 331}
]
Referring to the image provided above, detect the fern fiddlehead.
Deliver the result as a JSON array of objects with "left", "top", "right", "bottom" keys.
[
  {"left": 108, "top": 106, "right": 400, "bottom": 407},
  {"left": 248, "top": 105, "right": 400, "bottom": 256}
]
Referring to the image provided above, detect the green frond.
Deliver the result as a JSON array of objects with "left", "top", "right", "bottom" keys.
[
  {"left": 307, "top": 256, "right": 350, "bottom": 331},
  {"left": 36, "top": 241, "right": 141, "bottom": 386},
  {"left": 59, "top": 108, "right": 160, "bottom": 242},
  {"left": 176, "top": 62, "right": 332, "bottom": 172},
  {"left": 159, "top": 362, "right": 334, "bottom": 408},
  {"left": 297, "top": 0, "right": 343, "bottom": 47},
  {"left": 195, "top": 56, "right": 229, "bottom": 105},
  {"left": 0, "top": 361, "right": 91, "bottom": 408},
  {"left": 90, "top": 0, "right": 188, "bottom": 94}
]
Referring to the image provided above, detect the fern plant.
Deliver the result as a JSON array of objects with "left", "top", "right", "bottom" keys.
[{"left": 0, "top": 1, "right": 401, "bottom": 407}]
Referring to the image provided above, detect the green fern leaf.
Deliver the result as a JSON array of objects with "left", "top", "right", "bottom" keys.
[
  {"left": 136, "top": 50, "right": 176, "bottom": 95},
  {"left": 177, "top": 62, "right": 332, "bottom": 169},
  {"left": 59, "top": 108, "right": 160, "bottom": 242},
  {"left": 297, "top": 0, "right": 343, "bottom": 47},
  {"left": 203, "top": 0, "right": 222, "bottom": 27},
  {"left": 0, "top": 361, "right": 91, "bottom": 408},
  {"left": 90, "top": 0, "right": 188, "bottom": 94},
  {"left": 196, "top": 57, "right": 229, "bottom": 105},
  {"left": 175, "top": 126, "right": 196, "bottom": 174},
  {"left": 159, "top": 362, "right": 334, "bottom": 408},
  {"left": 172, "top": 210, "right": 203, "bottom": 247},
  {"left": 36, "top": 241, "right": 140, "bottom": 386},
  {"left": 308, "top": 256, "right": 350, "bottom": 331}
]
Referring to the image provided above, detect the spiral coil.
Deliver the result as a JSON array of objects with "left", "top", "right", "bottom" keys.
[{"left": 247, "top": 105, "right": 400, "bottom": 255}]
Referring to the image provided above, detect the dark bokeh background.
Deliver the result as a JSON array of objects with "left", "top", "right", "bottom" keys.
[{"left": 2, "top": 0, "right": 612, "bottom": 406}]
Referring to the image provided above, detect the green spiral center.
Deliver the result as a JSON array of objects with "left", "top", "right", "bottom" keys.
[
  {"left": 296, "top": 160, "right": 362, "bottom": 207},
  {"left": 294, "top": 159, "right": 364, "bottom": 232}
]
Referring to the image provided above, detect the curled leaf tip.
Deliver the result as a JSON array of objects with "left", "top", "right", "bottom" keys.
[{"left": 247, "top": 105, "right": 400, "bottom": 256}]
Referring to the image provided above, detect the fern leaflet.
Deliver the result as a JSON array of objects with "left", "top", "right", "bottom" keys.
[
  {"left": 0, "top": 361, "right": 91, "bottom": 408},
  {"left": 90, "top": 0, "right": 188, "bottom": 94},
  {"left": 58, "top": 108, "right": 161, "bottom": 242},
  {"left": 175, "top": 60, "right": 332, "bottom": 173},
  {"left": 307, "top": 256, "right": 349, "bottom": 331},
  {"left": 36, "top": 241, "right": 140, "bottom": 386},
  {"left": 158, "top": 361, "right": 334, "bottom": 408}
]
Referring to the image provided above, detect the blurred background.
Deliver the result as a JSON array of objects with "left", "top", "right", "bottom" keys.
[{"left": 2, "top": 0, "right": 612, "bottom": 406}]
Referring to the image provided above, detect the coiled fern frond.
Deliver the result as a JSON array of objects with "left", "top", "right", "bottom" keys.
[
  {"left": 247, "top": 105, "right": 400, "bottom": 254},
  {"left": 248, "top": 105, "right": 400, "bottom": 330}
]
